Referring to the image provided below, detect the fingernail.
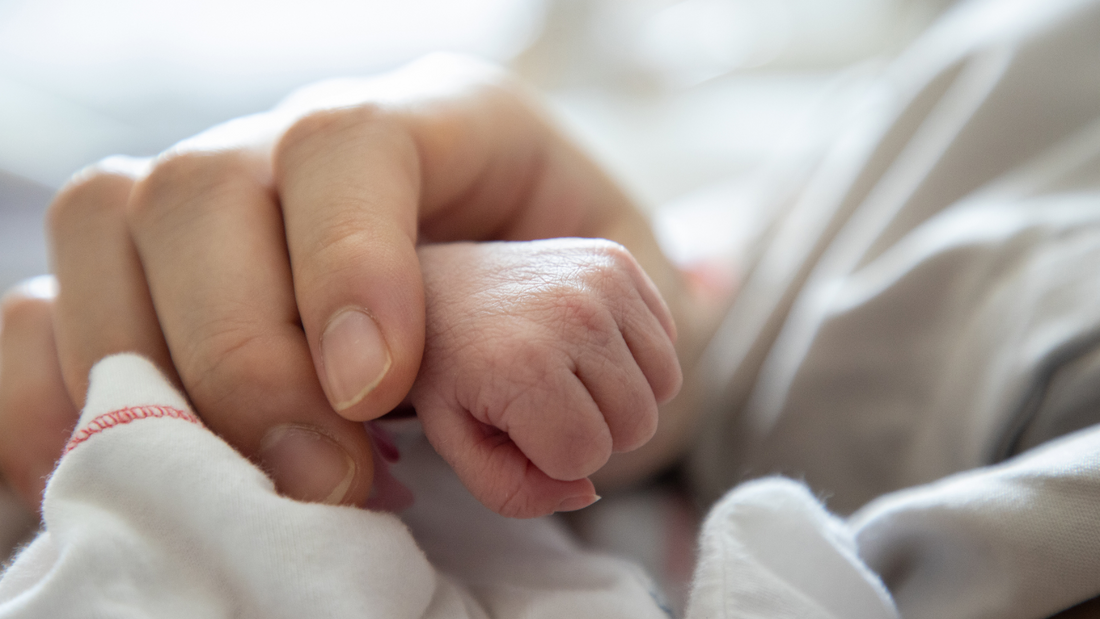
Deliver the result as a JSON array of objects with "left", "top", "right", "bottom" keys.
[
  {"left": 260, "top": 425, "right": 357, "bottom": 505},
  {"left": 557, "top": 494, "right": 601, "bottom": 513},
  {"left": 321, "top": 308, "right": 392, "bottom": 411}
]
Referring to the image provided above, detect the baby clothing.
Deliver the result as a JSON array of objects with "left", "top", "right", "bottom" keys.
[{"left": 0, "top": 354, "right": 673, "bottom": 619}]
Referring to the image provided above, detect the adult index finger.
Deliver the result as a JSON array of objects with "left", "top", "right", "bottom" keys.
[
  {"left": 272, "top": 55, "right": 572, "bottom": 423},
  {"left": 274, "top": 106, "right": 424, "bottom": 422}
]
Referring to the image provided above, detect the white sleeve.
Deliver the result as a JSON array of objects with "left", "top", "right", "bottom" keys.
[{"left": 0, "top": 354, "right": 669, "bottom": 619}]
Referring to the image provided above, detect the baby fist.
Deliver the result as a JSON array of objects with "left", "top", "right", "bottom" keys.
[{"left": 410, "top": 239, "right": 681, "bottom": 518}]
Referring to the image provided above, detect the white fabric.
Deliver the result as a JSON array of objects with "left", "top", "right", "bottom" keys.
[
  {"left": 683, "top": 426, "right": 1100, "bottom": 619},
  {"left": 685, "top": 478, "right": 899, "bottom": 619},
  {"left": 682, "top": 0, "right": 1100, "bottom": 615},
  {"left": 0, "top": 354, "right": 671, "bottom": 619},
  {"left": 691, "top": 0, "right": 1100, "bottom": 511},
  {"left": 851, "top": 425, "right": 1100, "bottom": 619}
]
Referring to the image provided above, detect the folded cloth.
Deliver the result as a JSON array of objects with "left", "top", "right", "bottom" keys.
[
  {"left": 0, "top": 354, "right": 670, "bottom": 619},
  {"left": 851, "top": 425, "right": 1100, "bottom": 619},
  {"left": 683, "top": 430, "right": 1100, "bottom": 619},
  {"left": 685, "top": 478, "right": 899, "bottom": 619}
]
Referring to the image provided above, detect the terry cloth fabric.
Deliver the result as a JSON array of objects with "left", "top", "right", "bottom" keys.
[{"left": 0, "top": 354, "right": 671, "bottom": 619}]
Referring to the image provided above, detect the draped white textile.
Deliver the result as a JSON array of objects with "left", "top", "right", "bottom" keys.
[
  {"left": 3, "top": 0, "right": 1100, "bottom": 616},
  {"left": 682, "top": 0, "right": 1100, "bottom": 615},
  {"left": 0, "top": 354, "right": 672, "bottom": 619}
]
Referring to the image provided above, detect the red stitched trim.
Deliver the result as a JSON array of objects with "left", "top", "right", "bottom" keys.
[{"left": 63, "top": 405, "right": 201, "bottom": 454}]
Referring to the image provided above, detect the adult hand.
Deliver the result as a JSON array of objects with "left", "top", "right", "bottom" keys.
[{"left": 3, "top": 54, "right": 684, "bottom": 512}]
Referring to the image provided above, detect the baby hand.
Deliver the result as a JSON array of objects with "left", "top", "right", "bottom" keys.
[{"left": 411, "top": 239, "right": 681, "bottom": 518}]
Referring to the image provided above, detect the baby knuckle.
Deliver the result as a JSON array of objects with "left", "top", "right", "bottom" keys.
[
  {"left": 613, "top": 400, "right": 659, "bottom": 452},
  {"left": 494, "top": 481, "right": 536, "bottom": 519},
  {"left": 496, "top": 496, "right": 532, "bottom": 519},
  {"left": 553, "top": 291, "right": 617, "bottom": 344},
  {"left": 552, "top": 287, "right": 597, "bottom": 322},
  {"left": 478, "top": 354, "right": 547, "bottom": 424},
  {"left": 555, "top": 432, "right": 612, "bottom": 478},
  {"left": 570, "top": 237, "right": 630, "bottom": 268},
  {"left": 578, "top": 240, "right": 641, "bottom": 293},
  {"left": 591, "top": 238, "right": 634, "bottom": 265}
]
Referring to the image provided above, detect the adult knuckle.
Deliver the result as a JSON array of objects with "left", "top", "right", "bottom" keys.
[
  {"left": 0, "top": 289, "right": 48, "bottom": 331},
  {"left": 304, "top": 213, "right": 384, "bottom": 281},
  {"left": 275, "top": 103, "right": 389, "bottom": 168},
  {"left": 179, "top": 321, "right": 280, "bottom": 411},
  {"left": 128, "top": 149, "right": 255, "bottom": 228},
  {"left": 0, "top": 291, "right": 30, "bottom": 326},
  {"left": 47, "top": 164, "right": 133, "bottom": 239}
]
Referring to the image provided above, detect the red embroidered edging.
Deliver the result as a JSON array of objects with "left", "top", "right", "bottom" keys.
[{"left": 63, "top": 405, "right": 201, "bottom": 454}]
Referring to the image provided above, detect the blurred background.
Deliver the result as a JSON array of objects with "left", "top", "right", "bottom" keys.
[{"left": 0, "top": 0, "right": 962, "bottom": 292}]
